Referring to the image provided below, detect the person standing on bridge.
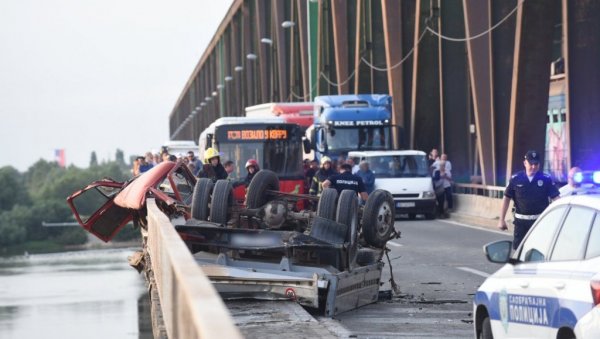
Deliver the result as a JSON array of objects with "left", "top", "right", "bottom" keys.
[
  {"left": 498, "top": 150, "right": 559, "bottom": 249},
  {"left": 559, "top": 166, "right": 583, "bottom": 197},
  {"left": 322, "top": 163, "right": 369, "bottom": 201},
  {"left": 199, "top": 148, "right": 228, "bottom": 182},
  {"left": 309, "top": 156, "right": 336, "bottom": 197},
  {"left": 187, "top": 151, "right": 203, "bottom": 177}
]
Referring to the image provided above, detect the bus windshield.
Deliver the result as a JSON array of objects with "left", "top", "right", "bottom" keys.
[
  {"left": 326, "top": 126, "right": 392, "bottom": 152},
  {"left": 366, "top": 155, "right": 429, "bottom": 178},
  {"left": 214, "top": 124, "right": 304, "bottom": 181}
]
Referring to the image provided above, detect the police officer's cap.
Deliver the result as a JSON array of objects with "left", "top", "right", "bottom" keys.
[{"left": 524, "top": 150, "right": 540, "bottom": 164}]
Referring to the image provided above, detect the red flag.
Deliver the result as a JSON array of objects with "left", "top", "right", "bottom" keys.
[{"left": 55, "top": 149, "right": 66, "bottom": 168}]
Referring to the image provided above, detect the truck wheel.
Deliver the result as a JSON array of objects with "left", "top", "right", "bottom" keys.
[
  {"left": 191, "top": 178, "right": 213, "bottom": 220},
  {"left": 246, "top": 170, "right": 280, "bottom": 209},
  {"left": 336, "top": 190, "right": 358, "bottom": 244},
  {"left": 210, "top": 180, "right": 233, "bottom": 225},
  {"left": 317, "top": 188, "right": 338, "bottom": 221},
  {"left": 362, "top": 190, "right": 395, "bottom": 248}
]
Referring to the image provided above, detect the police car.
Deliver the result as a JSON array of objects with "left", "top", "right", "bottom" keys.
[{"left": 474, "top": 172, "right": 600, "bottom": 338}]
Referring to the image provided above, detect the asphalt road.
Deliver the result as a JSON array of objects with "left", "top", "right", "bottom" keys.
[{"left": 326, "top": 217, "right": 512, "bottom": 338}]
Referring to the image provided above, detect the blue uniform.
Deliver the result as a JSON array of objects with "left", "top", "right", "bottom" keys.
[
  {"left": 327, "top": 171, "right": 366, "bottom": 195},
  {"left": 504, "top": 170, "right": 559, "bottom": 249}
]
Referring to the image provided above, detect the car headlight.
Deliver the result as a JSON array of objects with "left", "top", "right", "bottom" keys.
[{"left": 423, "top": 191, "right": 435, "bottom": 199}]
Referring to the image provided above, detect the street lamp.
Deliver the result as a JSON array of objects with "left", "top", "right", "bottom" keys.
[
  {"left": 224, "top": 76, "right": 233, "bottom": 82},
  {"left": 246, "top": 53, "right": 257, "bottom": 60},
  {"left": 234, "top": 66, "right": 243, "bottom": 72},
  {"left": 260, "top": 38, "right": 273, "bottom": 45},
  {"left": 281, "top": 21, "right": 295, "bottom": 28}
]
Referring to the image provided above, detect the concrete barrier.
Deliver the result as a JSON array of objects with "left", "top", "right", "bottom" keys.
[
  {"left": 451, "top": 184, "right": 514, "bottom": 230},
  {"left": 146, "top": 199, "right": 242, "bottom": 339}
]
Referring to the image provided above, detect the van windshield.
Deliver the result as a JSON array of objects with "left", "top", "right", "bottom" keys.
[{"left": 366, "top": 155, "right": 429, "bottom": 178}]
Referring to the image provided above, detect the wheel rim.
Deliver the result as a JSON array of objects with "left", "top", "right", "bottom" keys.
[{"left": 375, "top": 201, "right": 393, "bottom": 237}]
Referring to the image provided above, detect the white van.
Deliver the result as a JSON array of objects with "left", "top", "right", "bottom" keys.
[{"left": 348, "top": 150, "right": 437, "bottom": 219}]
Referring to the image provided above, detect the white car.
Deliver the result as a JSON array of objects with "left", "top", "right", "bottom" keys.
[
  {"left": 348, "top": 150, "right": 437, "bottom": 219},
  {"left": 474, "top": 193, "right": 600, "bottom": 338}
]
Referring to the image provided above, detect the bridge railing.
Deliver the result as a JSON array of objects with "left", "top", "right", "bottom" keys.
[
  {"left": 146, "top": 199, "right": 242, "bottom": 339},
  {"left": 451, "top": 183, "right": 510, "bottom": 227},
  {"left": 453, "top": 183, "right": 505, "bottom": 199}
]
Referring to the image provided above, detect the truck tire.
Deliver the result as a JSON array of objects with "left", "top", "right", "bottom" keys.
[
  {"left": 362, "top": 190, "right": 395, "bottom": 248},
  {"left": 210, "top": 180, "right": 233, "bottom": 225},
  {"left": 317, "top": 188, "right": 338, "bottom": 221},
  {"left": 246, "top": 170, "right": 279, "bottom": 209},
  {"left": 191, "top": 178, "right": 213, "bottom": 220},
  {"left": 336, "top": 190, "right": 358, "bottom": 243}
]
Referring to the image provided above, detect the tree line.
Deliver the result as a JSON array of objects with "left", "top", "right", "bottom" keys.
[{"left": 0, "top": 150, "right": 138, "bottom": 254}]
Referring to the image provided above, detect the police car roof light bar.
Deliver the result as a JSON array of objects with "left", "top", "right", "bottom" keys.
[
  {"left": 593, "top": 171, "right": 600, "bottom": 184},
  {"left": 572, "top": 171, "right": 600, "bottom": 185}
]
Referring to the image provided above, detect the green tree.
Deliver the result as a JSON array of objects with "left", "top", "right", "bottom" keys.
[
  {"left": 23, "top": 159, "right": 62, "bottom": 200},
  {"left": 0, "top": 205, "right": 30, "bottom": 246},
  {"left": 90, "top": 151, "right": 98, "bottom": 167},
  {"left": 115, "top": 149, "right": 125, "bottom": 166},
  {"left": 0, "top": 166, "right": 28, "bottom": 212}
]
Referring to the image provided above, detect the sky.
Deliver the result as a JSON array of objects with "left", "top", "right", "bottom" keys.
[{"left": 0, "top": 0, "right": 233, "bottom": 171}]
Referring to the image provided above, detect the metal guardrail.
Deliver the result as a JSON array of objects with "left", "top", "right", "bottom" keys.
[
  {"left": 146, "top": 199, "right": 242, "bottom": 339},
  {"left": 454, "top": 183, "right": 505, "bottom": 199}
]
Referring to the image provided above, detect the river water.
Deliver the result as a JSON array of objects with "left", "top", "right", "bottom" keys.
[{"left": 0, "top": 248, "right": 152, "bottom": 339}]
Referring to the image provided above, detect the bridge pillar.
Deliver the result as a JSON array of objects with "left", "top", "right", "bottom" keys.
[
  {"left": 463, "top": 0, "right": 496, "bottom": 185},
  {"left": 506, "top": 0, "right": 558, "bottom": 177},
  {"left": 564, "top": 0, "right": 600, "bottom": 170}
]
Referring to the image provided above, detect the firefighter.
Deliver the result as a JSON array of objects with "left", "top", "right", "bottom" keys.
[
  {"left": 199, "top": 148, "right": 228, "bottom": 182},
  {"left": 309, "top": 156, "right": 336, "bottom": 196},
  {"left": 244, "top": 159, "right": 260, "bottom": 185}
]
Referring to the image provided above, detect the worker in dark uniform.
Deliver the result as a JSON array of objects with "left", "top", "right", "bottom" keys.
[
  {"left": 498, "top": 150, "right": 559, "bottom": 249},
  {"left": 322, "top": 163, "right": 369, "bottom": 201},
  {"left": 199, "top": 148, "right": 228, "bottom": 182}
]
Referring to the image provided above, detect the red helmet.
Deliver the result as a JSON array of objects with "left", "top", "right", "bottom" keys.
[{"left": 245, "top": 159, "right": 259, "bottom": 170}]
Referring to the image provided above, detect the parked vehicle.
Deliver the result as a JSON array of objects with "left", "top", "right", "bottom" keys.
[
  {"left": 245, "top": 102, "right": 314, "bottom": 132},
  {"left": 474, "top": 173, "right": 600, "bottom": 338},
  {"left": 348, "top": 150, "right": 437, "bottom": 219},
  {"left": 161, "top": 140, "right": 198, "bottom": 157},
  {"left": 198, "top": 117, "right": 305, "bottom": 204},
  {"left": 304, "top": 94, "right": 402, "bottom": 162}
]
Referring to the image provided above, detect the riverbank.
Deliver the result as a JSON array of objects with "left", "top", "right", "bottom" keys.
[{"left": 0, "top": 239, "right": 142, "bottom": 257}]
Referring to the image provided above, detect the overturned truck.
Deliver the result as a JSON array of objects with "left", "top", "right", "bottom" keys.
[{"left": 67, "top": 161, "right": 396, "bottom": 316}]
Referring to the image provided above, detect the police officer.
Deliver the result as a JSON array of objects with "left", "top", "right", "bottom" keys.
[
  {"left": 498, "top": 150, "right": 559, "bottom": 249},
  {"left": 322, "top": 163, "right": 369, "bottom": 201}
]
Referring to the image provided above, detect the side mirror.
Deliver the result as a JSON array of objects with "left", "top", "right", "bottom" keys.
[
  {"left": 302, "top": 137, "right": 311, "bottom": 154},
  {"left": 310, "top": 129, "right": 317, "bottom": 150},
  {"left": 484, "top": 240, "right": 513, "bottom": 264}
]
